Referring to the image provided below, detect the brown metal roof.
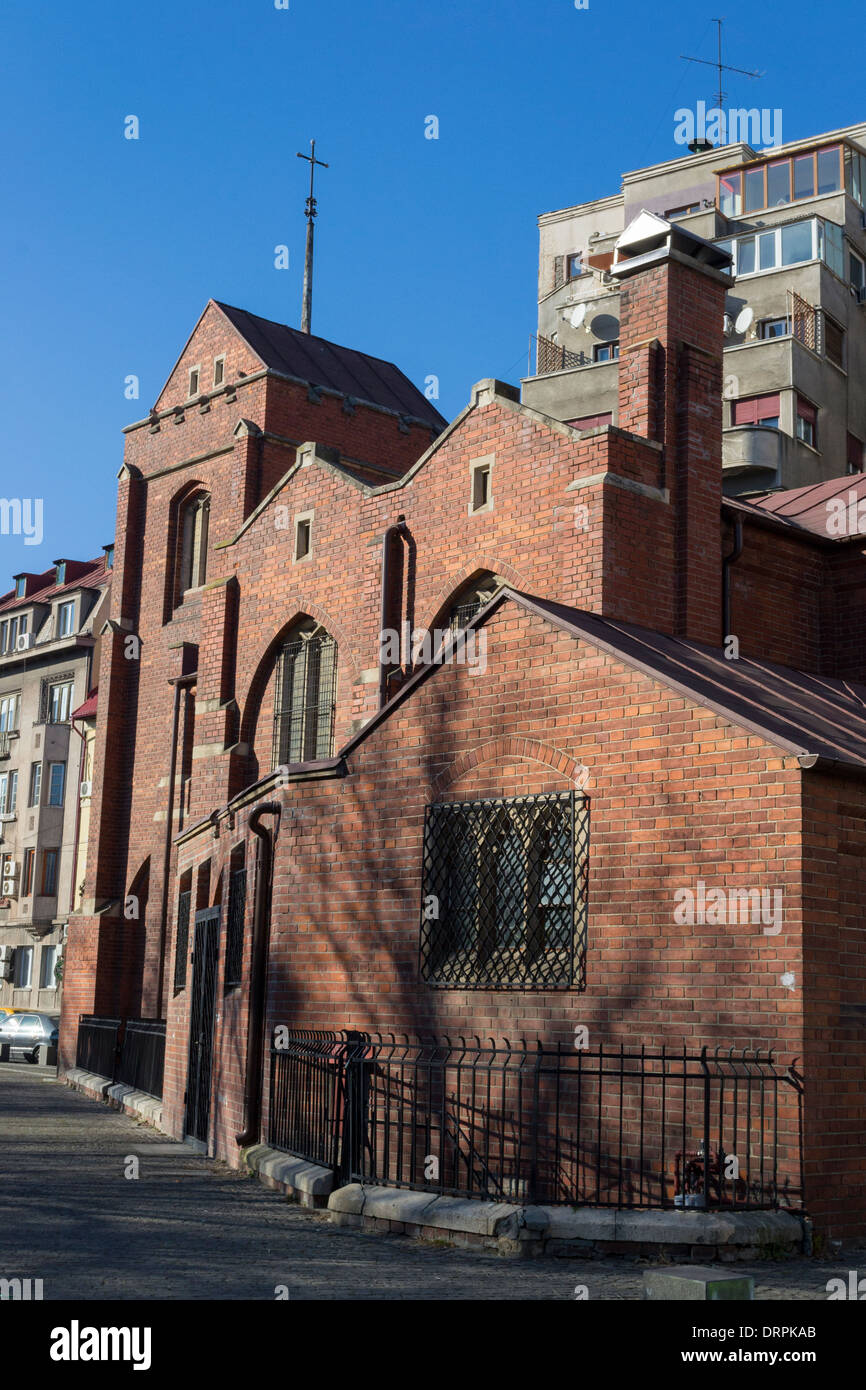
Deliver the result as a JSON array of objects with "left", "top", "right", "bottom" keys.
[
  {"left": 518, "top": 594, "right": 866, "bottom": 769},
  {"left": 0, "top": 556, "right": 109, "bottom": 616},
  {"left": 745, "top": 473, "right": 866, "bottom": 540},
  {"left": 215, "top": 302, "right": 446, "bottom": 432},
  {"left": 340, "top": 589, "right": 866, "bottom": 772}
]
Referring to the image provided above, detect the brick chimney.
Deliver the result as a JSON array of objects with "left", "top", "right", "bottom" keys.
[{"left": 611, "top": 212, "right": 732, "bottom": 646}]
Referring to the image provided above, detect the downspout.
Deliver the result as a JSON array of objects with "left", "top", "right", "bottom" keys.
[
  {"left": 156, "top": 671, "right": 196, "bottom": 1019},
  {"left": 67, "top": 643, "right": 93, "bottom": 918},
  {"left": 722, "top": 517, "right": 744, "bottom": 642},
  {"left": 378, "top": 517, "right": 406, "bottom": 709},
  {"left": 236, "top": 800, "right": 281, "bottom": 1148}
]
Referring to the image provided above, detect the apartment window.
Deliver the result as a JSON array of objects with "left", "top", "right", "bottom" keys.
[
  {"left": 824, "top": 316, "right": 845, "bottom": 370},
  {"left": 13, "top": 946, "right": 32, "bottom": 989},
  {"left": 847, "top": 433, "right": 864, "bottom": 475},
  {"left": 0, "top": 770, "right": 18, "bottom": 815},
  {"left": 294, "top": 515, "right": 312, "bottom": 561},
  {"left": 0, "top": 614, "right": 28, "bottom": 655},
  {"left": 58, "top": 600, "right": 75, "bottom": 637},
  {"left": 188, "top": 366, "right": 201, "bottom": 398},
  {"left": 419, "top": 792, "right": 588, "bottom": 989},
  {"left": 718, "top": 145, "right": 842, "bottom": 216},
  {"left": 716, "top": 217, "right": 843, "bottom": 279},
  {"left": 566, "top": 252, "right": 583, "bottom": 279},
  {"left": 759, "top": 317, "right": 789, "bottom": 340},
  {"left": 470, "top": 459, "right": 492, "bottom": 512},
  {"left": 47, "top": 762, "right": 65, "bottom": 806},
  {"left": 666, "top": 203, "right": 700, "bottom": 220},
  {"left": 0, "top": 693, "right": 20, "bottom": 731},
  {"left": 593, "top": 341, "right": 619, "bottom": 362},
  {"left": 22, "top": 848, "right": 34, "bottom": 897},
  {"left": 845, "top": 147, "right": 866, "bottom": 209},
  {"left": 28, "top": 762, "right": 41, "bottom": 808},
  {"left": 850, "top": 251, "right": 865, "bottom": 295},
  {"left": 796, "top": 397, "right": 817, "bottom": 448},
  {"left": 39, "top": 944, "right": 59, "bottom": 989},
  {"left": 48, "top": 681, "right": 73, "bottom": 723},
  {"left": 40, "top": 849, "right": 58, "bottom": 896},
  {"left": 732, "top": 394, "right": 781, "bottom": 429},
  {"left": 272, "top": 627, "right": 337, "bottom": 768},
  {"left": 213, "top": 355, "right": 225, "bottom": 387},
  {"left": 178, "top": 493, "right": 210, "bottom": 597}
]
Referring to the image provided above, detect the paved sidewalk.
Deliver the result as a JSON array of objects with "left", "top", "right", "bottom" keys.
[{"left": 0, "top": 1065, "right": 856, "bottom": 1300}]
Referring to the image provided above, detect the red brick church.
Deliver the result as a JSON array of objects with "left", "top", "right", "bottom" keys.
[{"left": 60, "top": 213, "right": 866, "bottom": 1241}]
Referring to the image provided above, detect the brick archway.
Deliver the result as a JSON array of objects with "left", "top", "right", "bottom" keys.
[
  {"left": 421, "top": 557, "right": 528, "bottom": 635},
  {"left": 431, "top": 736, "right": 583, "bottom": 797}
]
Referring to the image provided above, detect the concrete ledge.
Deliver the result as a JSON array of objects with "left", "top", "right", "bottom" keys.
[
  {"left": 327, "top": 1184, "right": 805, "bottom": 1258},
  {"left": 64, "top": 1068, "right": 163, "bottom": 1130},
  {"left": 242, "top": 1144, "right": 334, "bottom": 1209}
]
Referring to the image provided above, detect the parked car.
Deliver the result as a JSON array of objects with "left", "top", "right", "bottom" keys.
[{"left": 0, "top": 1012, "right": 58, "bottom": 1062}]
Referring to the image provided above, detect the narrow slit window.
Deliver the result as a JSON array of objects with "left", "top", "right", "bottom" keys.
[
  {"left": 213, "top": 356, "right": 225, "bottom": 388},
  {"left": 295, "top": 517, "right": 312, "bottom": 561},
  {"left": 188, "top": 367, "right": 200, "bottom": 398},
  {"left": 471, "top": 461, "right": 492, "bottom": 512}
]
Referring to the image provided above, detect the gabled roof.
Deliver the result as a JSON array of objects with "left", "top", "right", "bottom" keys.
[
  {"left": 214, "top": 302, "right": 446, "bottom": 432},
  {"left": 0, "top": 556, "right": 110, "bottom": 616},
  {"left": 341, "top": 590, "right": 866, "bottom": 772}
]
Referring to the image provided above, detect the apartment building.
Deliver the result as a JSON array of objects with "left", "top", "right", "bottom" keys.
[
  {"left": 525, "top": 120, "right": 866, "bottom": 493},
  {"left": 0, "top": 553, "right": 111, "bottom": 1012}
]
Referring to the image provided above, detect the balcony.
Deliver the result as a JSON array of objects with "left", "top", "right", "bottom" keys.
[{"left": 0, "top": 731, "right": 17, "bottom": 759}]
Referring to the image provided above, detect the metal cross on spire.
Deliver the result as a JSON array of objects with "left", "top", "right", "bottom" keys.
[
  {"left": 296, "top": 139, "right": 329, "bottom": 335},
  {"left": 681, "top": 18, "right": 761, "bottom": 118}
]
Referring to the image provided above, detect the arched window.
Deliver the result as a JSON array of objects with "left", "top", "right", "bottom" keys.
[
  {"left": 178, "top": 493, "right": 210, "bottom": 598},
  {"left": 271, "top": 622, "right": 337, "bottom": 767},
  {"left": 447, "top": 573, "right": 503, "bottom": 632}
]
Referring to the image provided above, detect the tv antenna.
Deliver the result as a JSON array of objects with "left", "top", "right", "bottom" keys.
[{"left": 681, "top": 19, "right": 761, "bottom": 113}]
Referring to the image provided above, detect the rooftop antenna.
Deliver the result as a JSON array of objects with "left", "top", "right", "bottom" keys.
[
  {"left": 296, "top": 139, "right": 329, "bottom": 335},
  {"left": 680, "top": 19, "right": 762, "bottom": 150}
]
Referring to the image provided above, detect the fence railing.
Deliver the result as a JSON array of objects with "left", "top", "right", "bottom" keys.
[
  {"left": 75, "top": 1015, "right": 166, "bottom": 1100},
  {"left": 116, "top": 1019, "right": 166, "bottom": 1099},
  {"left": 75, "top": 1015, "right": 122, "bottom": 1080},
  {"left": 534, "top": 333, "right": 584, "bottom": 376},
  {"left": 269, "top": 1032, "right": 804, "bottom": 1212}
]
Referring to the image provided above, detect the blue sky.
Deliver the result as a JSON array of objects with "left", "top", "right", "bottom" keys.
[{"left": 0, "top": 0, "right": 861, "bottom": 576}]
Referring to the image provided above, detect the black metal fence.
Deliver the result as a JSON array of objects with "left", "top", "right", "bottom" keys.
[
  {"left": 75, "top": 1015, "right": 166, "bottom": 1101},
  {"left": 116, "top": 1019, "right": 166, "bottom": 1099},
  {"left": 268, "top": 1032, "right": 804, "bottom": 1212}
]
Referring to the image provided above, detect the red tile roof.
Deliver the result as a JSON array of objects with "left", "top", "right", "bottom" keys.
[{"left": 0, "top": 556, "right": 109, "bottom": 615}]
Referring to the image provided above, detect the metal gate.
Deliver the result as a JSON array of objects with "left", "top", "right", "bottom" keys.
[{"left": 184, "top": 907, "right": 220, "bottom": 1149}]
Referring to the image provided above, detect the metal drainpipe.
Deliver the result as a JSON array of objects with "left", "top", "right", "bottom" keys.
[
  {"left": 156, "top": 672, "right": 195, "bottom": 1019},
  {"left": 378, "top": 517, "right": 406, "bottom": 709},
  {"left": 236, "top": 800, "right": 282, "bottom": 1148},
  {"left": 66, "top": 645, "right": 94, "bottom": 918},
  {"left": 722, "top": 518, "right": 744, "bottom": 642}
]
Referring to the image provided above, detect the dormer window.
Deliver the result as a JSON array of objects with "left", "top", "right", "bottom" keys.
[
  {"left": 188, "top": 366, "right": 201, "bottom": 399},
  {"left": 58, "top": 601, "right": 75, "bottom": 638},
  {"left": 103, "top": 545, "right": 115, "bottom": 570},
  {"left": 14, "top": 577, "right": 25, "bottom": 599},
  {"left": 55, "top": 561, "right": 66, "bottom": 586}
]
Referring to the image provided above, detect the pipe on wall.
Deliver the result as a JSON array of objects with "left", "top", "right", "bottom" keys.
[
  {"left": 722, "top": 517, "right": 744, "bottom": 643},
  {"left": 235, "top": 800, "right": 282, "bottom": 1148},
  {"left": 378, "top": 517, "right": 407, "bottom": 709},
  {"left": 155, "top": 672, "right": 196, "bottom": 1018}
]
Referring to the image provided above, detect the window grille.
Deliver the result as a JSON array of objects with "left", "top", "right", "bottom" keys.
[
  {"left": 174, "top": 889, "right": 191, "bottom": 994},
  {"left": 272, "top": 631, "right": 337, "bottom": 767},
  {"left": 224, "top": 866, "right": 246, "bottom": 989},
  {"left": 420, "top": 791, "right": 589, "bottom": 989}
]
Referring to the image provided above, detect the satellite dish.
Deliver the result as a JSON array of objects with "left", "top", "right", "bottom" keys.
[
  {"left": 570, "top": 303, "right": 587, "bottom": 328},
  {"left": 589, "top": 312, "right": 620, "bottom": 341},
  {"left": 734, "top": 306, "right": 753, "bottom": 335}
]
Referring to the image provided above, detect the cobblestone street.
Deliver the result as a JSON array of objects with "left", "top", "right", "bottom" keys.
[{"left": 0, "top": 1065, "right": 857, "bottom": 1301}]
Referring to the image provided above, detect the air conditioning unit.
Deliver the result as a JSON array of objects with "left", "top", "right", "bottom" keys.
[
  {"left": 79, "top": 780, "right": 92, "bottom": 799},
  {"left": 2, "top": 858, "right": 17, "bottom": 878},
  {"left": 15, "top": 632, "right": 33, "bottom": 652},
  {"left": 2, "top": 878, "right": 17, "bottom": 897}
]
